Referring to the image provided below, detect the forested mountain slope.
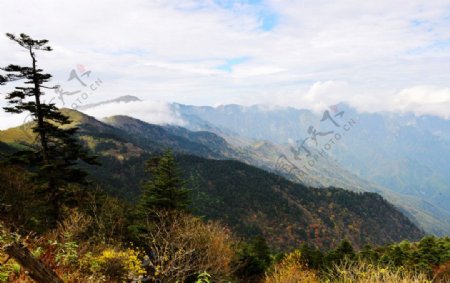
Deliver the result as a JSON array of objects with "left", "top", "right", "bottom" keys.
[{"left": 0, "top": 109, "right": 424, "bottom": 249}]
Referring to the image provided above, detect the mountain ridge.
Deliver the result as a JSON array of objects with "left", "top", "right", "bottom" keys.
[{"left": 0, "top": 109, "right": 425, "bottom": 250}]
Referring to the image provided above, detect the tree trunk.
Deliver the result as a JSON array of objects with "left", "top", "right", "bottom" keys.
[{"left": 3, "top": 242, "right": 63, "bottom": 283}]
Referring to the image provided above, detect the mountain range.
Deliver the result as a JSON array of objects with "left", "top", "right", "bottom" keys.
[
  {"left": 68, "top": 95, "right": 450, "bottom": 236},
  {"left": 0, "top": 108, "right": 425, "bottom": 250},
  {"left": 167, "top": 102, "right": 450, "bottom": 236}
]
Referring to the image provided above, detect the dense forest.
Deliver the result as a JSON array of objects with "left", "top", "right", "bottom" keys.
[
  {"left": 1, "top": 158, "right": 450, "bottom": 282},
  {"left": 0, "top": 110, "right": 425, "bottom": 249}
]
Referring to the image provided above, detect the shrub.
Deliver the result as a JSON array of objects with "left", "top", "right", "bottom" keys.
[
  {"left": 264, "top": 250, "right": 319, "bottom": 283},
  {"left": 55, "top": 208, "right": 93, "bottom": 242},
  {"left": 55, "top": 239, "right": 79, "bottom": 266},
  {"left": 140, "top": 210, "right": 236, "bottom": 282},
  {"left": 95, "top": 248, "right": 146, "bottom": 281}
]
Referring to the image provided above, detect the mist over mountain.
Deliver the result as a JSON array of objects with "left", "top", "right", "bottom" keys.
[
  {"left": 2, "top": 97, "right": 450, "bottom": 240},
  {"left": 75, "top": 96, "right": 450, "bottom": 236},
  {"left": 173, "top": 102, "right": 450, "bottom": 235}
]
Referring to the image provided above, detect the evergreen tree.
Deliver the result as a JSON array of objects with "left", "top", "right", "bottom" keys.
[
  {"left": 359, "top": 244, "right": 379, "bottom": 263},
  {"left": 0, "top": 33, "right": 97, "bottom": 226},
  {"left": 418, "top": 236, "right": 440, "bottom": 266},
  {"left": 336, "top": 239, "right": 355, "bottom": 260},
  {"left": 235, "top": 236, "right": 272, "bottom": 279},
  {"left": 390, "top": 245, "right": 407, "bottom": 266},
  {"left": 325, "top": 239, "right": 355, "bottom": 265},
  {"left": 138, "top": 149, "right": 190, "bottom": 215},
  {"left": 298, "top": 243, "right": 324, "bottom": 269}
]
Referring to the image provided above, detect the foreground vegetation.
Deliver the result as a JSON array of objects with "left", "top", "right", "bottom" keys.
[{"left": 1, "top": 160, "right": 449, "bottom": 282}]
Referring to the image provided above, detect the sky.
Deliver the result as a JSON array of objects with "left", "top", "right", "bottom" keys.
[{"left": 1, "top": 0, "right": 450, "bottom": 129}]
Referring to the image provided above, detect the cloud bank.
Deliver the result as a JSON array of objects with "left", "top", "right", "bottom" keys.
[
  {"left": 0, "top": 0, "right": 449, "bottom": 129},
  {"left": 82, "top": 100, "right": 186, "bottom": 126}
]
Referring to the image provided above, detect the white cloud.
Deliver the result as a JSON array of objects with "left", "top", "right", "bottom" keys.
[
  {"left": 82, "top": 100, "right": 186, "bottom": 126},
  {"left": 0, "top": 0, "right": 449, "bottom": 128},
  {"left": 232, "top": 65, "right": 286, "bottom": 78},
  {"left": 270, "top": 81, "right": 450, "bottom": 119},
  {"left": 391, "top": 86, "right": 450, "bottom": 118}
]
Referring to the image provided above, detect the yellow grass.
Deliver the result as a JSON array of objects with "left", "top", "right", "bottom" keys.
[{"left": 322, "top": 260, "right": 432, "bottom": 283}]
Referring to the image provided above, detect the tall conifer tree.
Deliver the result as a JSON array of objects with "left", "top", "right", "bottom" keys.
[
  {"left": 138, "top": 149, "right": 190, "bottom": 215},
  {"left": 0, "top": 33, "right": 97, "bottom": 225}
]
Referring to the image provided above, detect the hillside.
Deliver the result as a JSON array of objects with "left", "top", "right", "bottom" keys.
[
  {"left": 80, "top": 98, "right": 450, "bottom": 235},
  {"left": 171, "top": 102, "right": 450, "bottom": 236},
  {"left": 178, "top": 155, "right": 424, "bottom": 249},
  {"left": 95, "top": 104, "right": 446, "bottom": 236},
  {"left": 0, "top": 109, "right": 424, "bottom": 249}
]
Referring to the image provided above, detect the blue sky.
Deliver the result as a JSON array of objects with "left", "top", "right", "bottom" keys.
[
  {"left": 0, "top": 0, "right": 450, "bottom": 128},
  {"left": 216, "top": 57, "right": 250, "bottom": 72},
  {"left": 214, "top": 0, "right": 278, "bottom": 31}
]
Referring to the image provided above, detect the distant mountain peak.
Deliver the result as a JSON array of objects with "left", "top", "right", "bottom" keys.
[
  {"left": 77, "top": 95, "right": 141, "bottom": 111},
  {"left": 117, "top": 95, "right": 141, "bottom": 102}
]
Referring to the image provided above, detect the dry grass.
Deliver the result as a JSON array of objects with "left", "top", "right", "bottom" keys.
[{"left": 322, "top": 260, "right": 432, "bottom": 283}]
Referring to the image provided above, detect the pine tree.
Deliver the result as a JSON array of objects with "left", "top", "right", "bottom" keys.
[
  {"left": 235, "top": 236, "right": 272, "bottom": 279},
  {"left": 0, "top": 33, "right": 97, "bottom": 226},
  {"left": 334, "top": 239, "right": 355, "bottom": 261},
  {"left": 138, "top": 149, "right": 190, "bottom": 215}
]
